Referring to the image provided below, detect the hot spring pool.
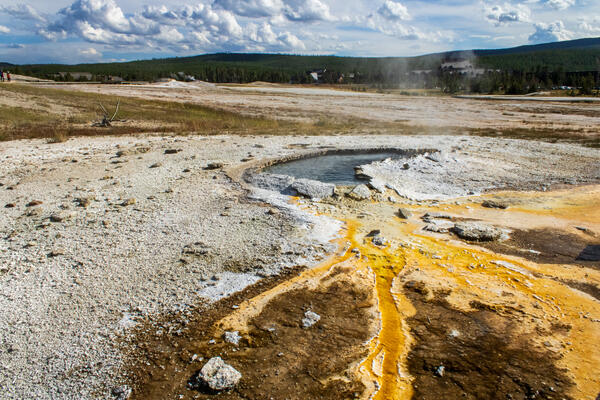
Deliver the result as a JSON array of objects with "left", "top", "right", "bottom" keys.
[{"left": 263, "top": 151, "right": 405, "bottom": 185}]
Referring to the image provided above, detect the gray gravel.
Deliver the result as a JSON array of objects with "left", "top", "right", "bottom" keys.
[{"left": 0, "top": 134, "right": 598, "bottom": 399}]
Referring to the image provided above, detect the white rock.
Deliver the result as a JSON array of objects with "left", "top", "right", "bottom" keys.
[
  {"left": 347, "top": 184, "right": 371, "bottom": 201},
  {"left": 197, "top": 357, "right": 241, "bottom": 391},
  {"left": 302, "top": 310, "right": 321, "bottom": 328},
  {"left": 291, "top": 178, "right": 335, "bottom": 200},
  {"left": 223, "top": 331, "right": 242, "bottom": 346},
  {"left": 452, "top": 222, "right": 502, "bottom": 242}
]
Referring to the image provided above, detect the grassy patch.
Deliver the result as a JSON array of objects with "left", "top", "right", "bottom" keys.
[
  {"left": 0, "top": 84, "right": 370, "bottom": 141},
  {"left": 470, "top": 127, "right": 600, "bottom": 148}
]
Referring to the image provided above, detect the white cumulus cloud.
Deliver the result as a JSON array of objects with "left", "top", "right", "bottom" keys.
[
  {"left": 79, "top": 47, "right": 100, "bottom": 55},
  {"left": 529, "top": 20, "right": 572, "bottom": 43},
  {"left": 0, "top": 4, "right": 46, "bottom": 22},
  {"left": 378, "top": 0, "right": 410, "bottom": 21},
  {"left": 0, "top": 25, "right": 9, "bottom": 33},
  {"left": 542, "top": 0, "right": 575, "bottom": 10},
  {"left": 485, "top": 3, "right": 530, "bottom": 25},
  {"left": 578, "top": 17, "right": 600, "bottom": 33},
  {"left": 283, "top": 0, "right": 334, "bottom": 22},
  {"left": 78, "top": 47, "right": 102, "bottom": 58},
  {"left": 20, "top": 0, "right": 311, "bottom": 53},
  {"left": 213, "top": 0, "right": 283, "bottom": 18}
]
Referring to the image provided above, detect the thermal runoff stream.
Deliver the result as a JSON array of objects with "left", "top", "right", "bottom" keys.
[
  {"left": 125, "top": 146, "right": 600, "bottom": 400},
  {"left": 143, "top": 182, "right": 590, "bottom": 400}
]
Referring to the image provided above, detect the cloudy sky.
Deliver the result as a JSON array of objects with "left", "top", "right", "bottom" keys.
[{"left": 0, "top": 0, "right": 598, "bottom": 64}]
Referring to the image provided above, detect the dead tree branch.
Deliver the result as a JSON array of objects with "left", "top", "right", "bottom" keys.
[{"left": 94, "top": 99, "right": 121, "bottom": 127}]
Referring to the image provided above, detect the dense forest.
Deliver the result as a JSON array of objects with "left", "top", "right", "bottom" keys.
[{"left": 5, "top": 37, "right": 600, "bottom": 94}]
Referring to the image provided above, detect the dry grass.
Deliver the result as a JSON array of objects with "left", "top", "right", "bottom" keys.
[{"left": 0, "top": 84, "right": 381, "bottom": 141}]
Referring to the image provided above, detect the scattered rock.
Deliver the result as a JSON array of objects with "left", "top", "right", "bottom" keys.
[
  {"left": 223, "top": 331, "right": 242, "bottom": 346},
  {"left": 149, "top": 162, "right": 163, "bottom": 169},
  {"left": 182, "top": 242, "right": 210, "bottom": 257},
  {"left": 366, "top": 230, "right": 381, "bottom": 237},
  {"left": 247, "top": 173, "right": 295, "bottom": 192},
  {"left": 111, "top": 385, "right": 132, "bottom": 400},
  {"left": 302, "top": 310, "right": 321, "bottom": 328},
  {"left": 48, "top": 249, "right": 65, "bottom": 257},
  {"left": 26, "top": 200, "right": 43, "bottom": 207},
  {"left": 75, "top": 197, "right": 91, "bottom": 208},
  {"left": 482, "top": 200, "right": 509, "bottom": 209},
  {"left": 372, "top": 235, "right": 387, "bottom": 247},
  {"left": 120, "top": 198, "right": 136, "bottom": 207},
  {"left": 423, "top": 220, "right": 454, "bottom": 233},
  {"left": 26, "top": 208, "right": 43, "bottom": 217},
  {"left": 435, "top": 365, "right": 445, "bottom": 377},
  {"left": 397, "top": 208, "right": 412, "bottom": 219},
  {"left": 164, "top": 149, "right": 181, "bottom": 155},
  {"left": 266, "top": 208, "right": 280, "bottom": 216},
  {"left": 422, "top": 212, "right": 452, "bottom": 222},
  {"left": 50, "top": 211, "right": 76, "bottom": 223},
  {"left": 4, "top": 203, "right": 15, "bottom": 208},
  {"left": 401, "top": 163, "right": 410, "bottom": 170},
  {"left": 115, "top": 150, "right": 131, "bottom": 158},
  {"left": 205, "top": 162, "right": 224, "bottom": 170},
  {"left": 347, "top": 184, "right": 371, "bottom": 201},
  {"left": 291, "top": 178, "right": 335, "bottom": 200},
  {"left": 195, "top": 357, "right": 242, "bottom": 391},
  {"left": 452, "top": 222, "right": 503, "bottom": 242},
  {"left": 367, "top": 178, "right": 386, "bottom": 193}
]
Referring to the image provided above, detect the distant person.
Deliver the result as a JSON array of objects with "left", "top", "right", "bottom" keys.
[
  {"left": 6, "top": 71, "right": 10, "bottom": 82},
  {"left": 0, "top": 69, "right": 3, "bottom": 82}
]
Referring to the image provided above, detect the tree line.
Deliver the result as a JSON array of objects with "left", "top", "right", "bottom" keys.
[{"left": 12, "top": 52, "right": 600, "bottom": 95}]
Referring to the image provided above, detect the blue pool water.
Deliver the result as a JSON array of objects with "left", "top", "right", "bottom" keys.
[{"left": 264, "top": 152, "right": 402, "bottom": 185}]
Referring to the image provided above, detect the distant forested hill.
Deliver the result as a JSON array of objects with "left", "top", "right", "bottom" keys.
[{"left": 3, "top": 37, "right": 599, "bottom": 93}]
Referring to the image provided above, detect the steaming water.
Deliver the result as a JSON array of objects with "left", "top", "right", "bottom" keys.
[{"left": 264, "top": 152, "right": 403, "bottom": 185}]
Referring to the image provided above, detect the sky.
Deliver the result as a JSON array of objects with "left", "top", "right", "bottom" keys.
[{"left": 0, "top": 0, "right": 598, "bottom": 64}]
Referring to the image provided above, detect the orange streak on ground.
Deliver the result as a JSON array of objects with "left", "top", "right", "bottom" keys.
[
  {"left": 219, "top": 187, "right": 600, "bottom": 399},
  {"left": 217, "top": 218, "right": 360, "bottom": 333},
  {"left": 356, "top": 241, "right": 414, "bottom": 400}
]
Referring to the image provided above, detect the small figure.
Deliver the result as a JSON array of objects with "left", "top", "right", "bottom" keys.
[
  {"left": 6, "top": 71, "right": 10, "bottom": 82},
  {"left": 0, "top": 69, "right": 4, "bottom": 82}
]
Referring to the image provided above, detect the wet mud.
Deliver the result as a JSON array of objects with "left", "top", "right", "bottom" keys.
[
  {"left": 482, "top": 228, "right": 600, "bottom": 267},
  {"left": 403, "top": 281, "right": 575, "bottom": 400},
  {"left": 125, "top": 263, "right": 376, "bottom": 400},
  {"left": 123, "top": 266, "right": 306, "bottom": 399},
  {"left": 559, "top": 280, "right": 600, "bottom": 301}
]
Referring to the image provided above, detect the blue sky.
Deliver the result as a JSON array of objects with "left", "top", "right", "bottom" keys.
[{"left": 0, "top": 0, "right": 598, "bottom": 64}]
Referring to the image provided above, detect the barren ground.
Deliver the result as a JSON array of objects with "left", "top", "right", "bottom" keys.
[
  {"left": 0, "top": 82, "right": 599, "bottom": 400},
  {"left": 45, "top": 81, "right": 600, "bottom": 142}
]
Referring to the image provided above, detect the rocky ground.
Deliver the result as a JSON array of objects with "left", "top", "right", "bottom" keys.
[{"left": 1, "top": 132, "right": 599, "bottom": 397}]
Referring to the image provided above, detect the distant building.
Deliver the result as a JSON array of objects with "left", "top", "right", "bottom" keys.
[
  {"left": 56, "top": 72, "right": 93, "bottom": 81},
  {"left": 103, "top": 75, "right": 123, "bottom": 84},
  {"left": 440, "top": 60, "right": 486, "bottom": 76}
]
